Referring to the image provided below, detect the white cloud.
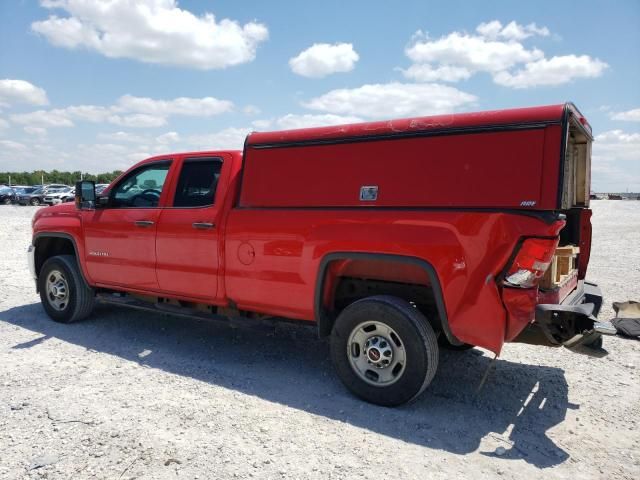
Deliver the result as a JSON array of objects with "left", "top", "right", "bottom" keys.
[
  {"left": 273, "top": 113, "right": 363, "bottom": 130},
  {"left": 71, "top": 143, "right": 139, "bottom": 171},
  {"left": 493, "top": 55, "right": 608, "bottom": 88},
  {"left": 0, "top": 124, "right": 255, "bottom": 172},
  {"left": 0, "top": 142, "right": 68, "bottom": 172},
  {"left": 591, "top": 129, "right": 640, "bottom": 191},
  {"left": 289, "top": 43, "right": 359, "bottom": 78},
  {"left": 64, "top": 104, "right": 112, "bottom": 122},
  {"left": 116, "top": 95, "right": 233, "bottom": 117},
  {"left": 405, "top": 29, "right": 544, "bottom": 74},
  {"left": 252, "top": 113, "right": 364, "bottom": 130},
  {"left": 476, "top": 20, "right": 549, "bottom": 41},
  {"left": 243, "top": 105, "right": 261, "bottom": 115},
  {"left": 0, "top": 139, "right": 27, "bottom": 151},
  {"left": 155, "top": 131, "right": 180, "bottom": 144},
  {"left": 593, "top": 130, "right": 640, "bottom": 162},
  {"left": 24, "top": 126, "right": 48, "bottom": 137},
  {"left": 303, "top": 82, "right": 477, "bottom": 119},
  {"left": 0, "top": 118, "right": 9, "bottom": 129},
  {"left": 108, "top": 113, "right": 167, "bottom": 128},
  {"left": 10, "top": 109, "right": 74, "bottom": 127},
  {"left": 402, "top": 64, "right": 472, "bottom": 82},
  {"left": 402, "top": 22, "right": 607, "bottom": 88},
  {"left": 251, "top": 119, "right": 272, "bottom": 130},
  {"left": 0, "top": 79, "right": 49, "bottom": 107},
  {"left": 9, "top": 94, "right": 233, "bottom": 129},
  {"left": 611, "top": 108, "right": 640, "bottom": 122},
  {"left": 97, "top": 131, "right": 147, "bottom": 143},
  {"left": 187, "top": 127, "right": 251, "bottom": 150},
  {"left": 32, "top": 0, "right": 269, "bottom": 70}
]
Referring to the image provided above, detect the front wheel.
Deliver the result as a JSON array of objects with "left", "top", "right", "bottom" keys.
[
  {"left": 39, "top": 255, "right": 95, "bottom": 323},
  {"left": 330, "top": 295, "right": 439, "bottom": 406},
  {"left": 30, "top": 198, "right": 40, "bottom": 206}
]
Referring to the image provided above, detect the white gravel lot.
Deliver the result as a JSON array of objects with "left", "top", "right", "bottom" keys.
[{"left": 0, "top": 202, "right": 638, "bottom": 480}]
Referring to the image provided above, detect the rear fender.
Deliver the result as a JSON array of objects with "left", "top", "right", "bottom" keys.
[{"left": 314, "top": 252, "right": 463, "bottom": 346}]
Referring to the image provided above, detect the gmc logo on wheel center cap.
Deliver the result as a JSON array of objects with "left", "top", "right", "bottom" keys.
[{"left": 368, "top": 348, "right": 381, "bottom": 361}]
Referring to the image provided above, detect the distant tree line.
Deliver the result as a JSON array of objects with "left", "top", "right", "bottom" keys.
[{"left": 0, "top": 170, "right": 123, "bottom": 186}]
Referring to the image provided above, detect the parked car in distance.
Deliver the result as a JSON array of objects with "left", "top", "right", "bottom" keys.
[
  {"left": 53, "top": 184, "right": 109, "bottom": 205},
  {"left": 17, "top": 187, "right": 45, "bottom": 206},
  {"left": 11, "top": 187, "right": 37, "bottom": 202},
  {"left": 95, "top": 183, "right": 110, "bottom": 195},
  {"left": 0, "top": 186, "right": 16, "bottom": 205},
  {"left": 52, "top": 188, "right": 73, "bottom": 204},
  {"left": 44, "top": 187, "right": 74, "bottom": 205},
  {"left": 17, "top": 184, "right": 69, "bottom": 206}
]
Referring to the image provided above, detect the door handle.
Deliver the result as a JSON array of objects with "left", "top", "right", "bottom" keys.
[
  {"left": 134, "top": 220, "right": 155, "bottom": 227},
  {"left": 192, "top": 222, "right": 215, "bottom": 230}
]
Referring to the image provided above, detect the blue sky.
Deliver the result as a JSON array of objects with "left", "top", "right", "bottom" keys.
[{"left": 0, "top": 0, "right": 638, "bottom": 191}]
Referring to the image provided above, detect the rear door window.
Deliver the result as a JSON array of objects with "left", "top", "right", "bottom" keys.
[{"left": 173, "top": 158, "right": 222, "bottom": 208}]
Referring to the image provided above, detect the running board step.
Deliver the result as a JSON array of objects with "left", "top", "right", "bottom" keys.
[{"left": 94, "top": 292, "right": 306, "bottom": 334}]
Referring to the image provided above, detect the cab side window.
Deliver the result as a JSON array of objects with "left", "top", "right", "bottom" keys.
[
  {"left": 110, "top": 162, "right": 170, "bottom": 208},
  {"left": 173, "top": 158, "right": 222, "bottom": 208}
]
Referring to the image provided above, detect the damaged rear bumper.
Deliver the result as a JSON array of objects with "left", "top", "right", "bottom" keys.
[{"left": 513, "top": 281, "right": 616, "bottom": 356}]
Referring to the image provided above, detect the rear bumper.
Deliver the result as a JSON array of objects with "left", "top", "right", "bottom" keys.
[{"left": 513, "top": 280, "right": 615, "bottom": 355}]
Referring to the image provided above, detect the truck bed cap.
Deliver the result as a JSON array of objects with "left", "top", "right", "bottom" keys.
[{"left": 247, "top": 104, "right": 571, "bottom": 148}]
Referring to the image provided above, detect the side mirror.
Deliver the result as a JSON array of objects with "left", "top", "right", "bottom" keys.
[{"left": 75, "top": 181, "right": 96, "bottom": 210}]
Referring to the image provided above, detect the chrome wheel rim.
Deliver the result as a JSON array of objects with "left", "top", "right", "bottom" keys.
[
  {"left": 347, "top": 321, "right": 406, "bottom": 386},
  {"left": 46, "top": 269, "right": 69, "bottom": 311}
]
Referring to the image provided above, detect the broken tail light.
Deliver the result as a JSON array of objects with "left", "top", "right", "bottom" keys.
[{"left": 503, "top": 237, "right": 559, "bottom": 288}]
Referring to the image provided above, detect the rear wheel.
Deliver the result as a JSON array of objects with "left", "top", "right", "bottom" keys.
[
  {"left": 30, "top": 198, "right": 40, "bottom": 206},
  {"left": 3, "top": 198, "right": 11, "bottom": 205},
  {"left": 330, "top": 295, "right": 439, "bottom": 406},
  {"left": 39, "top": 255, "right": 95, "bottom": 323}
]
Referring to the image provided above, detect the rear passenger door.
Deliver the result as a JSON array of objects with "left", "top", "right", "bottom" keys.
[{"left": 155, "top": 156, "right": 224, "bottom": 301}]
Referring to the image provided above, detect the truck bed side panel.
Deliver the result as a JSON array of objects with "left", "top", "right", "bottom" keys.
[{"left": 224, "top": 209, "right": 563, "bottom": 353}]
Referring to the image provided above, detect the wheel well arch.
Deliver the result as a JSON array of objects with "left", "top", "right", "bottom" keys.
[
  {"left": 314, "top": 252, "right": 461, "bottom": 345},
  {"left": 33, "top": 233, "right": 79, "bottom": 278}
]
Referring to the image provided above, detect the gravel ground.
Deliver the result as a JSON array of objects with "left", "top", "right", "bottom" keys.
[{"left": 0, "top": 202, "right": 638, "bottom": 480}]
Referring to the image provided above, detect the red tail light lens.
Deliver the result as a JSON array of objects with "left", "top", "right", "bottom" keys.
[{"left": 503, "top": 237, "right": 559, "bottom": 288}]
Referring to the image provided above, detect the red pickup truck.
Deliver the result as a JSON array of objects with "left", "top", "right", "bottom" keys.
[{"left": 28, "top": 103, "right": 615, "bottom": 406}]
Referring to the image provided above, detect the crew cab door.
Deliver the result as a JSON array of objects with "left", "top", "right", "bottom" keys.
[
  {"left": 155, "top": 156, "right": 225, "bottom": 301},
  {"left": 82, "top": 160, "right": 172, "bottom": 290}
]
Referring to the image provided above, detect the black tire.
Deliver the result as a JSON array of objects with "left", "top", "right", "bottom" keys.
[
  {"left": 30, "top": 198, "right": 40, "bottom": 206},
  {"left": 39, "top": 255, "right": 95, "bottom": 323},
  {"left": 2, "top": 198, "right": 11, "bottom": 205},
  {"left": 330, "top": 295, "right": 439, "bottom": 406}
]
